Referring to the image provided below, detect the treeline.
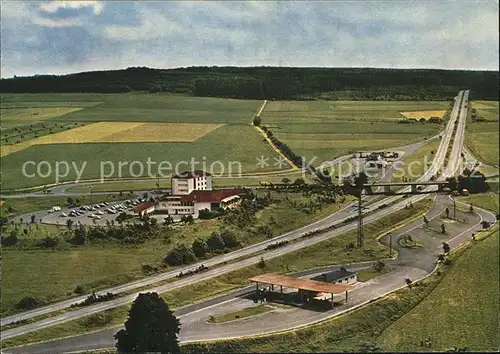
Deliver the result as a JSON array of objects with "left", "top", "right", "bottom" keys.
[
  {"left": 1, "top": 66, "right": 498, "bottom": 100},
  {"left": 261, "top": 125, "right": 303, "bottom": 168}
]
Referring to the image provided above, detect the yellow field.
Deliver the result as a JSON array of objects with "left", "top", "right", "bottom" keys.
[
  {"left": 399, "top": 110, "right": 446, "bottom": 119},
  {"left": 102, "top": 123, "right": 224, "bottom": 143},
  {"left": 0, "top": 122, "right": 225, "bottom": 157},
  {"left": 0, "top": 107, "right": 83, "bottom": 129}
]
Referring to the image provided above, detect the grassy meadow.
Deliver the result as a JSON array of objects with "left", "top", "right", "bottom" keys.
[
  {"left": 392, "top": 140, "right": 440, "bottom": 182},
  {"left": 458, "top": 192, "right": 499, "bottom": 213},
  {"left": 260, "top": 100, "right": 449, "bottom": 165},
  {"left": 0, "top": 93, "right": 289, "bottom": 190},
  {"left": 465, "top": 101, "right": 499, "bottom": 166}
]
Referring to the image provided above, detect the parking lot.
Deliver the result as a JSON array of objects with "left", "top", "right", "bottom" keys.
[{"left": 12, "top": 196, "right": 152, "bottom": 226}]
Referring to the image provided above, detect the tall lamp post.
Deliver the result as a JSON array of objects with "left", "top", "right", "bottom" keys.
[
  {"left": 453, "top": 196, "right": 456, "bottom": 219},
  {"left": 388, "top": 233, "right": 392, "bottom": 257}
]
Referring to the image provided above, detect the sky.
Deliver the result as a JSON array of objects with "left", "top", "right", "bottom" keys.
[{"left": 1, "top": 0, "right": 498, "bottom": 78}]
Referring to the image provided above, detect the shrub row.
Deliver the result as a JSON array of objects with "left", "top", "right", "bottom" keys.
[
  {"left": 265, "top": 240, "right": 289, "bottom": 250},
  {"left": 176, "top": 264, "right": 209, "bottom": 278},
  {"left": 72, "top": 291, "right": 117, "bottom": 308}
]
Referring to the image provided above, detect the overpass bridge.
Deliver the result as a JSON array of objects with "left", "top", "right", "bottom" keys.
[{"left": 363, "top": 180, "right": 449, "bottom": 195}]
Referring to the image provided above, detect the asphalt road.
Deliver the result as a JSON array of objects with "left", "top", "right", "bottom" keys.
[{"left": 444, "top": 90, "right": 469, "bottom": 177}]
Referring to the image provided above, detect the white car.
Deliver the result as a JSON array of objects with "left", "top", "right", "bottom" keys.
[
  {"left": 88, "top": 214, "right": 97, "bottom": 218},
  {"left": 94, "top": 215, "right": 102, "bottom": 220},
  {"left": 96, "top": 211, "right": 104, "bottom": 215},
  {"left": 60, "top": 213, "right": 67, "bottom": 217}
]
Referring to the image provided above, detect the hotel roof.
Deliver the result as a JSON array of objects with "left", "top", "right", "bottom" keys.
[
  {"left": 181, "top": 188, "right": 246, "bottom": 203},
  {"left": 172, "top": 170, "right": 212, "bottom": 179}
]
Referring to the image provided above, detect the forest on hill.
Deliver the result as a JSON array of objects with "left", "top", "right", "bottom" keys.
[{"left": 1, "top": 66, "right": 498, "bottom": 100}]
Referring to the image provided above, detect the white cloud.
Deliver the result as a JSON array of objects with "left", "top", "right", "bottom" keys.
[
  {"left": 39, "top": 1, "right": 104, "bottom": 15},
  {"left": 32, "top": 16, "right": 83, "bottom": 28},
  {"left": 103, "top": 7, "right": 182, "bottom": 41}
]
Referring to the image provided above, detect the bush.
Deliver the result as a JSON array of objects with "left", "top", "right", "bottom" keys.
[
  {"left": 74, "top": 285, "right": 86, "bottom": 295},
  {"left": 198, "top": 208, "right": 218, "bottom": 220},
  {"left": 176, "top": 264, "right": 209, "bottom": 278},
  {"left": 141, "top": 263, "right": 159, "bottom": 274},
  {"left": 481, "top": 221, "right": 490, "bottom": 229},
  {"left": 372, "top": 260, "right": 386, "bottom": 272},
  {"left": 252, "top": 116, "right": 262, "bottom": 126},
  {"left": 207, "top": 232, "right": 226, "bottom": 251},
  {"left": 39, "top": 236, "right": 59, "bottom": 248},
  {"left": 16, "top": 296, "right": 40, "bottom": 310},
  {"left": 2, "top": 231, "right": 19, "bottom": 246},
  {"left": 181, "top": 214, "right": 194, "bottom": 223},
  {"left": 220, "top": 229, "right": 240, "bottom": 248},
  {"left": 81, "top": 312, "right": 113, "bottom": 327},
  {"left": 164, "top": 244, "right": 196, "bottom": 266},
  {"left": 73, "top": 292, "right": 117, "bottom": 307},
  {"left": 192, "top": 238, "right": 209, "bottom": 258}
]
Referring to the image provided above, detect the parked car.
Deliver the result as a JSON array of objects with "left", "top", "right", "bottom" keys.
[
  {"left": 60, "top": 213, "right": 67, "bottom": 217},
  {"left": 96, "top": 211, "right": 104, "bottom": 215}
]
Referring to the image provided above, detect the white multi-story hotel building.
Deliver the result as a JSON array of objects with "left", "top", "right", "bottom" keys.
[{"left": 171, "top": 170, "right": 213, "bottom": 195}]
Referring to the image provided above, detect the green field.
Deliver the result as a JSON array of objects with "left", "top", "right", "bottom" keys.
[
  {"left": 376, "top": 229, "right": 499, "bottom": 351},
  {"left": 0, "top": 94, "right": 288, "bottom": 190},
  {"left": 465, "top": 101, "right": 499, "bottom": 166},
  {"left": 392, "top": 140, "right": 440, "bottom": 182},
  {"left": 1, "top": 190, "right": 351, "bottom": 316},
  {"left": 458, "top": 192, "right": 499, "bottom": 213},
  {"left": 261, "top": 100, "right": 448, "bottom": 165},
  {"left": 471, "top": 100, "right": 499, "bottom": 121},
  {"left": 212, "top": 304, "right": 274, "bottom": 323}
]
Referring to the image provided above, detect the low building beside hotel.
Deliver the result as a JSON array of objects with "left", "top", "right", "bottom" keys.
[
  {"left": 155, "top": 188, "right": 245, "bottom": 218},
  {"left": 311, "top": 267, "right": 357, "bottom": 285},
  {"left": 133, "top": 201, "right": 156, "bottom": 217}
]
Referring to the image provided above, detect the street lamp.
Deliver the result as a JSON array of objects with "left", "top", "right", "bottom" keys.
[{"left": 388, "top": 233, "right": 392, "bottom": 257}]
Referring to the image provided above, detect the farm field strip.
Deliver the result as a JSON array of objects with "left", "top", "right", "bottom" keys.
[
  {"left": 399, "top": 110, "right": 446, "bottom": 119},
  {"left": 0, "top": 107, "right": 85, "bottom": 129},
  {"left": 465, "top": 102, "right": 499, "bottom": 166}
]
